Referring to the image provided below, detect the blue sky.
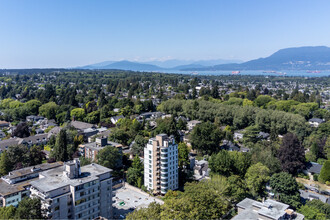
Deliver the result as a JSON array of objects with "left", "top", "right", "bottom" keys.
[{"left": 1, "top": 0, "right": 330, "bottom": 68}]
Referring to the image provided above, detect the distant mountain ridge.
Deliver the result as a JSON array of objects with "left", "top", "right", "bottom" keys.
[
  {"left": 79, "top": 59, "right": 242, "bottom": 71},
  {"left": 79, "top": 46, "right": 330, "bottom": 71},
  {"left": 184, "top": 46, "right": 330, "bottom": 71}
]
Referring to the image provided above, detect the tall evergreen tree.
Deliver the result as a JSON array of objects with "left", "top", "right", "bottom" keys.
[
  {"left": 211, "top": 85, "right": 219, "bottom": 99},
  {"left": 0, "top": 151, "right": 11, "bottom": 176},
  {"left": 53, "top": 129, "right": 68, "bottom": 162}
]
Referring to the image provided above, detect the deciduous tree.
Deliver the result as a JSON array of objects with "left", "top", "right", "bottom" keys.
[
  {"left": 96, "top": 146, "right": 121, "bottom": 169},
  {"left": 190, "top": 122, "right": 223, "bottom": 155},
  {"left": 245, "top": 162, "right": 270, "bottom": 197}
]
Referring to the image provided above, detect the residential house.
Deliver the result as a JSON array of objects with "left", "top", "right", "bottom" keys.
[
  {"left": 0, "top": 121, "right": 10, "bottom": 128},
  {"left": 193, "top": 160, "right": 210, "bottom": 181},
  {"left": 303, "top": 162, "right": 322, "bottom": 180},
  {"left": 0, "top": 133, "right": 49, "bottom": 152},
  {"left": 232, "top": 198, "right": 304, "bottom": 220},
  {"left": 299, "top": 190, "right": 329, "bottom": 204},
  {"left": 110, "top": 115, "right": 124, "bottom": 124},
  {"left": 35, "top": 128, "right": 44, "bottom": 134},
  {"left": 136, "top": 112, "right": 164, "bottom": 123},
  {"left": 187, "top": 120, "right": 201, "bottom": 131},
  {"left": 308, "top": 118, "right": 325, "bottom": 128},
  {"left": 234, "top": 130, "right": 244, "bottom": 141},
  {"left": 70, "top": 121, "right": 98, "bottom": 141},
  {"left": 47, "top": 126, "right": 62, "bottom": 138},
  {"left": 26, "top": 115, "right": 44, "bottom": 122},
  {"left": 70, "top": 121, "right": 96, "bottom": 131},
  {"left": 257, "top": 132, "right": 270, "bottom": 140},
  {"left": 0, "top": 138, "right": 20, "bottom": 154},
  {"left": 37, "top": 119, "right": 57, "bottom": 130},
  {"left": 220, "top": 140, "right": 240, "bottom": 151},
  {"left": 20, "top": 134, "right": 49, "bottom": 147}
]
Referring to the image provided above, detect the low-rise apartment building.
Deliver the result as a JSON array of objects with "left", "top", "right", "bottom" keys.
[
  {"left": 0, "top": 162, "right": 63, "bottom": 207},
  {"left": 30, "top": 159, "right": 113, "bottom": 219},
  {"left": 79, "top": 137, "right": 122, "bottom": 165}
]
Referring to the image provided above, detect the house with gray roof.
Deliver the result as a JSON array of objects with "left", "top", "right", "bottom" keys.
[
  {"left": 47, "top": 126, "right": 62, "bottom": 138},
  {"left": 220, "top": 140, "right": 240, "bottom": 151},
  {"left": 299, "top": 189, "right": 329, "bottom": 204},
  {"left": 308, "top": 118, "right": 325, "bottom": 127},
  {"left": 20, "top": 133, "right": 48, "bottom": 147},
  {"left": 232, "top": 198, "right": 304, "bottom": 220},
  {"left": 70, "top": 120, "right": 96, "bottom": 131},
  {"left": 0, "top": 138, "right": 21, "bottom": 153},
  {"left": 303, "top": 162, "right": 323, "bottom": 180}
]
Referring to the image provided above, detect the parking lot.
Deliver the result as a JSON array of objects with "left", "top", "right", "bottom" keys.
[{"left": 113, "top": 184, "right": 164, "bottom": 219}]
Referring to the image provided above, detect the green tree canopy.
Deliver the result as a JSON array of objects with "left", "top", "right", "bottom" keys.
[
  {"left": 209, "top": 150, "right": 251, "bottom": 177},
  {"left": 269, "top": 172, "right": 301, "bottom": 208},
  {"left": 39, "top": 101, "right": 59, "bottom": 119},
  {"left": 0, "top": 151, "right": 11, "bottom": 176},
  {"left": 96, "top": 146, "right": 121, "bottom": 169},
  {"left": 298, "top": 200, "right": 330, "bottom": 220},
  {"left": 70, "top": 108, "right": 86, "bottom": 121},
  {"left": 190, "top": 122, "right": 223, "bottom": 155},
  {"left": 24, "top": 99, "right": 42, "bottom": 115},
  {"left": 254, "top": 95, "right": 274, "bottom": 108},
  {"left": 319, "top": 160, "right": 330, "bottom": 183},
  {"left": 52, "top": 129, "right": 68, "bottom": 162},
  {"left": 14, "top": 197, "right": 42, "bottom": 219},
  {"left": 178, "top": 142, "right": 190, "bottom": 169},
  {"left": 245, "top": 162, "right": 270, "bottom": 197},
  {"left": 131, "top": 135, "right": 148, "bottom": 156}
]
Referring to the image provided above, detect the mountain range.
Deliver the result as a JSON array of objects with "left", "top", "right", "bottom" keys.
[
  {"left": 78, "top": 59, "right": 242, "bottom": 71},
  {"left": 184, "top": 46, "right": 330, "bottom": 71},
  {"left": 79, "top": 46, "right": 330, "bottom": 71}
]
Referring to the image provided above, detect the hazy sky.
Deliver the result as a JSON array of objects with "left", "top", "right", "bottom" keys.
[{"left": 1, "top": 0, "right": 330, "bottom": 68}]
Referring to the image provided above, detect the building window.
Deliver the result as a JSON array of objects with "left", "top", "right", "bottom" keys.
[{"left": 149, "top": 150, "right": 152, "bottom": 154}]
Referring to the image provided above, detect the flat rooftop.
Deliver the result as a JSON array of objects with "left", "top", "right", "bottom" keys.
[
  {"left": 0, "top": 179, "right": 32, "bottom": 196},
  {"left": 30, "top": 163, "right": 112, "bottom": 193},
  {"left": 237, "top": 198, "right": 289, "bottom": 220},
  {"left": 3, "top": 162, "right": 63, "bottom": 180}
]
